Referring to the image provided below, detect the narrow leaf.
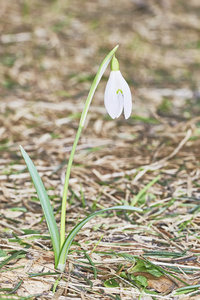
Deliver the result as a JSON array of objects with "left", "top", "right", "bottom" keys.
[
  {"left": 131, "top": 175, "right": 160, "bottom": 206},
  {"left": 0, "top": 250, "right": 25, "bottom": 269},
  {"left": 104, "top": 278, "right": 119, "bottom": 288},
  {"left": 20, "top": 146, "right": 60, "bottom": 266},
  {"left": 57, "top": 205, "right": 142, "bottom": 271},
  {"left": 175, "top": 284, "right": 200, "bottom": 295}
]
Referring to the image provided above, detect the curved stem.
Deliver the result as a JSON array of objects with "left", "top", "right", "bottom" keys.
[{"left": 59, "top": 45, "right": 119, "bottom": 251}]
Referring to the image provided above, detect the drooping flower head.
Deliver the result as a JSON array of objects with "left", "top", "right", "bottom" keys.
[{"left": 104, "top": 56, "right": 132, "bottom": 119}]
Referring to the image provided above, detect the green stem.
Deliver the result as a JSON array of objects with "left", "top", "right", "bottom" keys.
[
  {"left": 59, "top": 45, "right": 119, "bottom": 250},
  {"left": 60, "top": 125, "right": 83, "bottom": 249}
]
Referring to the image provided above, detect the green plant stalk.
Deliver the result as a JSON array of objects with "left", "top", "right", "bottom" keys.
[
  {"left": 60, "top": 125, "right": 82, "bottom": 249},
  {"left": 60, "top": 45, "right": 119, "bottom": 249}
]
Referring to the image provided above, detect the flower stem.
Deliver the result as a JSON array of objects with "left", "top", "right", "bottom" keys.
[
  {"left": 60, "top": 125, "right": 83, "bottom": 249},
  {"left": 59, "top": 45, "right": 119, "bottom": 250}
]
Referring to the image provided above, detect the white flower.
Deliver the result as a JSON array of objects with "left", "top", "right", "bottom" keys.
[{"left": 104, "top": 57, "right": 132, "bottom": 119}]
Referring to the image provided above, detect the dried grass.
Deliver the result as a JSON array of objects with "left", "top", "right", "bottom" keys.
[{"left": 1, "top": 0, "right": 200, "bottom": 299}]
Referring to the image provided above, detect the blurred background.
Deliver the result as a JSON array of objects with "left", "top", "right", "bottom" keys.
[{"left": 1, "top": 0, "right": 200, "bottom": 127}]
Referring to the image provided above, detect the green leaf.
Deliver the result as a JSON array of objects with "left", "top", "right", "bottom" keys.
[
  {"left": 120, "top": 271, "right": 128, "bottom": 279},
  {"left": 57, "top": 205, "right": 142, "bottom": 271},
  {"left": 0, "top": 250, "right": 7, "bottom": 257},
  {"left": 104, "top": 278, "right": 119, "bottom": 288},
  {"left": 20, "top": 146, "right": 60, "bottom": 266},
  {"left": 131, "top": 275, "right": 148, "bottom": 288},
  {"left": 128, "top": 257, "right": 163, "bottom": 278},
  {"left": 10, "top": 207, "right": 27, "bottom": 212},
  {"left": 22, "top": 229, "right": 40, "bottom": 234}
]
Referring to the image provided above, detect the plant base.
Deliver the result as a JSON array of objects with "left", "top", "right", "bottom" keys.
[{"left": 57, "top": 263, "right": 66, "bottom": 272}]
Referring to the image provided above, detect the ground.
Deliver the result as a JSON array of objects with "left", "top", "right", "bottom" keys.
[{"left": 0, "top": 0, "right": 200, "bottom": 299}]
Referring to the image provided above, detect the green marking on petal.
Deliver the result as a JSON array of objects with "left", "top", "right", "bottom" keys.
[{"left": 117, "top": 89, "right": 123, "bottom": 94}]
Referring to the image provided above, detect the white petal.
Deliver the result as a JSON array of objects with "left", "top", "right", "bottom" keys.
[
  {"left": 123, "top": 87, "right": 132, "bottom": 119},
  {"left": 116, "top": 71, "right": 132, "bottom": 119},
  {"left": 116, "top": 92, "right": 124, "bottom": 118},
  {"left": 104, "top": 71, "right": 121, "bottom": 119}
]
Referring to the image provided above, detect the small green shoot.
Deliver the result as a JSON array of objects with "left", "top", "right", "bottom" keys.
[
  {"left": 127, "top": 257, "right": 163, "bottom": 277},
  {"left": 52, "top": 274, "right": 62, "bottom": 293},
  {"left": 84, "top": 251, "right": 97, "bottom": 279},
  {"left": 0, "top": 250, "right": 26, "bottom": 269},
  {"left": 104, "top": 278, "right": 120, "bottom": 288},
  {"left": 131, "top": 275, "right": 148, "bottom": 288},
  {"left": 131, "top": 175, "right": 160, "bottom": 206}
]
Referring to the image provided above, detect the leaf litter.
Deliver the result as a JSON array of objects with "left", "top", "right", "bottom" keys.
[{"left": 1, "top": 0, "right": 200, "bottom": 299}]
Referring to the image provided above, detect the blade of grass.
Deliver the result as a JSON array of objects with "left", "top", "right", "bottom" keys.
[
  {"left": 57, "top": 205, "right": 142, "bottom": 271},
  {"left": 90, "top": 234, "right": 104, "bottom": 255},
  {"left": 143, "top": 250, "right": 185, "bottom": 258},
  {"left": 28, "top": 271, "right": 59, "bottom": 277},
  {"left": 83, "top": 250, "right": 97, "bottom": 279},
  {"left": 0, "top": 250, "right": 26, "bottom": 269},
  {"left": 8, "top": 279, "right": 23, "bottom": 294},
  {"left": 175, "top": 284, "right": 200, "bottom": 295},
  {"left": 131, "top": 175, "right": 160, "bottom": 206},
  {"left": 0, "top": 265, "right": 24, "bottom": 274},
  {"left": 0, "top": 294, "right": 39, "bottom": 299},
  {"left": 20, "top": 146, "right": 60, "bottom": 267},
  {"left": 52, "top": 274, "right": 62, "bottom": 293}
]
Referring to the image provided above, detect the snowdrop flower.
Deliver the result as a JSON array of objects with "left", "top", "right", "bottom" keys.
[{"left": 104, "top": 56, "right": 132, "bottom": 119}]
